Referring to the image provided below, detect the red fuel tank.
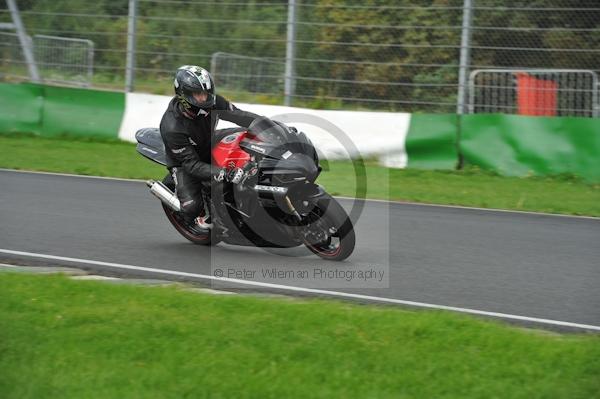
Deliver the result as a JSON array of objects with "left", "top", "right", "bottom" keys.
[{"left": 212, "top": 131, "right": 253, "bottom": 169}]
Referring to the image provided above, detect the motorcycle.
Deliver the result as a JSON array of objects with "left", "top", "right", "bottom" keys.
[{"left": 135, "top": 118, "right": 355, "bottom": 261}]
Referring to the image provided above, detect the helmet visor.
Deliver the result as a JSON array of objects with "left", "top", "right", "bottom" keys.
[
  {"left": 191, "top": 91, "right": 208, "bottom": 103},
  {"left": 182, "top": 87, "right": 216, "bottom": 111}
]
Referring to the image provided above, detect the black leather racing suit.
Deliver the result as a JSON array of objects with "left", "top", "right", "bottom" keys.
[{"left": 159, "top": 95, "right": 260, "bottom": 222}]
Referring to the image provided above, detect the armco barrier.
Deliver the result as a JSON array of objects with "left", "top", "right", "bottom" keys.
[{"left": 460, "top": 114, "right": 600, "bottom": 181}]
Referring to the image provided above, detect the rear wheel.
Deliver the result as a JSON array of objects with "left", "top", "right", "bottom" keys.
[
  {"left": 162, "top": 203, "right": 212, "bottom": 245},
  {"left": 301, "top": 195, "right": 355, "bottom": 261},
  {"left": 160, "top": 174, "right": 212, "bottom": 245}
]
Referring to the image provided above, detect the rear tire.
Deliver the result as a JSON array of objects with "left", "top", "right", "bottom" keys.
[
  {"left": 162, "top": 203, "right": 212, "bottom": 245},
  {"left": 301, "top": 195, "right": 355, "bottom": 261},
  {"left": 160, "top": 174, "right": 213, "bottom": 245}
]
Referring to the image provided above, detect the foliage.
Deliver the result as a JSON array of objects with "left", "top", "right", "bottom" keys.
[{"left": 5, "top": 0, "right": 600, "bottom": 112}]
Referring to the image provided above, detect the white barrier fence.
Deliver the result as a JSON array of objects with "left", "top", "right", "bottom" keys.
[{"left": 118, "top": 93, "right": 412, "bottom": 167}]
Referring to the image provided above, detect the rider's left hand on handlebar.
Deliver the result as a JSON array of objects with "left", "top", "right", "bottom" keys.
[
  {"left": 227, "top": 167, "right": 246, "bottom": 184},
  {"left": 228, "top": 162, "right": 257, "bottom": 185}
]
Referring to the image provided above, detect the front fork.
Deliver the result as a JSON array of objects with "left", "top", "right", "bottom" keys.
[
  {"left": 284, "top": 189, "right": 333, "bottom": 245},
  {"left": 284, "top": 195, "right": 303, "bottom": 222}
]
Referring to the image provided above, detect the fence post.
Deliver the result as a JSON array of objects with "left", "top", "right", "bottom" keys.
[
  {"left": 284, "top": 0, "right": 298, "bottom": 106},
  {"left": 87, "top": 39, "right": 95, "bottom": 88},
  {"left": 125, "top": 0, "right": 138, "bottom": 92},
  {"left": 456, "top": 0, "right": 474, "bottom": 115},
  {"left": 6, "top": 0, "right": 39, "bottom": 82},
  {"left": 210, "top": 52, "right": 223, "bottom": 80}
]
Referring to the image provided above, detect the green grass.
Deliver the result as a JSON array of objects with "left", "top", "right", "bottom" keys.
[
  {"left": 1, "top": 134, "right": 599, "bottom": 216},
  {"left": 1, "top": 272, "right": 599, "bottom": 398},
  {"left": 0, "top": 134, "right": 166, "bottom": 180},
  {"left": 317, "top": 161, "right": 600, "bottom": 216}
]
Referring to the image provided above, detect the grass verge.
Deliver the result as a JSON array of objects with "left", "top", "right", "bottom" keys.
[
  {"left": 1, "top": 272, "right": 599, "bottom": 398},
  {"left": 1, "top": 134, "right": 599, "bottom": 216}
]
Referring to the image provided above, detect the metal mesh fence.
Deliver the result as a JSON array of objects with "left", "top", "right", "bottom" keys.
[
  {"left": 210, "top": 52, "right": 284, "bottom": 96},
  {"left": 0, "top": 31, "right": 27, "bottom": 75},
  {"left": 0, "top": 32, "right": 24, "bottom": 67},
  {"left": 469, "top": 69, "right": 598, "bottom": 117},
  {"left": 33, "top": 34, "right": 94, "bottom": 87},
  {"left": 0, "top": 0, "right": 598, "bottom": 116},
  {"left": 0, "top": 31, "right": 94, "bottom": 86}
]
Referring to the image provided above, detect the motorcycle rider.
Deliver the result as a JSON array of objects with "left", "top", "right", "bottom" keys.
[{"left": 160, "top": 65, "right": 261, "bottom": 234}]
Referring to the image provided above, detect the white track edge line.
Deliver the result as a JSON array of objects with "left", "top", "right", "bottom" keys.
[
  {"left": 0, "top": 168, "right": 147, "bottom": 183},
  {"left": 1, "top": 248, "right": 598, "bottom": 331},
  {"left": 335, "top": 196, "right": 600, "bottom": 220},
  {"left": 1, "top": 168, "right": 597, "bottom": 220}
]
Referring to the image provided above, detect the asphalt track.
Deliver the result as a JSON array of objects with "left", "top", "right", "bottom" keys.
[{"left": 1, "top": 169, "right": 599, "bottom": 330}]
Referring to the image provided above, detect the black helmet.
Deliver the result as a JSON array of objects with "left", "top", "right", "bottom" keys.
[{"left": 174, "top": 65, "right": 216, "bottom": 118}]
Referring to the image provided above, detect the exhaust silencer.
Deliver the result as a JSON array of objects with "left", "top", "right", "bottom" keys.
[{"left": 146, "top": 180, "right": 181, "bottom": 212}]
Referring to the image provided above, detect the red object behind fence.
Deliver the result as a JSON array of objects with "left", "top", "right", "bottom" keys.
[{"left": 516, "top": 73, "right": 558, "bottom": 116}]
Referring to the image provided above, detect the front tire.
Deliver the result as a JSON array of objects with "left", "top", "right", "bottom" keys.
[{"left": 301, "top": 195, "right": 355, "bottom": 261}]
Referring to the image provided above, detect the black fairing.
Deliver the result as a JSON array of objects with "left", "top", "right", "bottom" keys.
[
  {"left": 259, "top": 154, "right": 319, "bottom": 184},
  {"left": 135, "top": 128, "right": 167, "bottom": 166},
  {"left": 247, "top": 118, "right": 320, "bottom": 184}
]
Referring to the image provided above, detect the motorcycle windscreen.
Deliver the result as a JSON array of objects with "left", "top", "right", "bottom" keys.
[{"left": 247, "top": 117, "right": 319, "bottom": 164}]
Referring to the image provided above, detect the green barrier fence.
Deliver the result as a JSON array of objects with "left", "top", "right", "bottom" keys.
[
  {"left": 0, "top": 83, "right": 124, "bottom": 139},
  {"left": 405, "top": 113, "right": 459, "bottom": 170},
  {"left": 0, "top": 83, "right": 43, "bottom": 134},
  {"left": 42, "top": 85, "right": 125, "bottom": 139},
  {"left": 1, "top": 83, "right": 599, "bottom": 181},
  {"left": 460, "top": 114, "right": 600, "bottom": 182}
]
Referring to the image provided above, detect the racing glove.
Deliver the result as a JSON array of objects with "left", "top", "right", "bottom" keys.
[
  {"left": 227, "top": 167, "right": 246, "bottom": 185},
  {"left": 213, "top": 168, "right": 227, "bottom": 183},
  {"left": 214, "top": 163, "right": 256, "bottom": 185}
]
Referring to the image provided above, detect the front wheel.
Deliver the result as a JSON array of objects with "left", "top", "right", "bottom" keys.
[{"left": 300, "top": 195, "right": 355, "bottom": 261}]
